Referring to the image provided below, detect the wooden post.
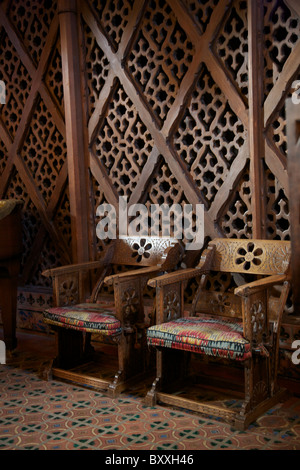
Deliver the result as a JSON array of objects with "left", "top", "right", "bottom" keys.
[
  {"left": 58, "top": 0, "right": 90, "bottom": 263},
  {"left": 248, "top": 0, "right": 266, "bottom": 239}
]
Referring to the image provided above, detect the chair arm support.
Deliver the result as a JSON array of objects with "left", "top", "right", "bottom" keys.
[
  {"left": 147, "top": 266, "right": 207, "bottom": 288},
  {"left": 159, "top": 241, "right": 184, "bottom": 270},
  {"left": 147, "top": 245, "right": 215, "bottom": 288},
  {"left": 234, "top": 274, "right": 288, "bottom": 297}
]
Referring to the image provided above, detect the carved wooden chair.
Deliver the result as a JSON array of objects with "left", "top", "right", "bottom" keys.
[
  {"left": 145, "top": 238, "right": 291, "bottom": 429},
  {"left": 42, "top": 236, "right": 183, "bottom": 396}
]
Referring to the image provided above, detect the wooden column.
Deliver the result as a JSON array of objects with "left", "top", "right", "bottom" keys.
[
  {"left": 58, "top": 0, "right": 90, "bottom": 263},
  {"left": 248, "top": 0, "right": 266, "bottom": 238}
]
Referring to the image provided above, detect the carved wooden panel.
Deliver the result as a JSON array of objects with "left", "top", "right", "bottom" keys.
[
  {"left": 0, "top": 0, "right": 71, "bottom": 289},
  {"left": 0, "top": 0, "right": 299, "bottom": 318},
  {"left": 112, "top": 236, "right": 180, "bottom": 266},
  {"left": 208, "top": 238, "right": 291, "bottom": 275}
]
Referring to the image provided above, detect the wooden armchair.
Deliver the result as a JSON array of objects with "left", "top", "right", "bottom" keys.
[
  {"left": 42, "top": 236, "right": 183, "bottom": 396},
  {"left": 145, "top": 238, "right": 291, "bottom": 429}
]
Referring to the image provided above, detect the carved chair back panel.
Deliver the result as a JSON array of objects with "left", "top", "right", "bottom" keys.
[
  {"left": 193, "top": 290, "right": 243, "bottom": 319},
  {"left": 192, "top": 288, "right": 281, "bottom": 323},
  {"left": 207, "top": 239, "right": 291, "bottom": 276},
  {"left": 112, "top": 237, "right": 180, "bottom": 268},
  {"left": 191, "top": 239, "right": 291, "bottom": 322}
]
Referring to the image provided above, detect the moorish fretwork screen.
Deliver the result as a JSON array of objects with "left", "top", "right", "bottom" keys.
[{"left": 0, "top": 0, "right": 299, "bottom": 316}]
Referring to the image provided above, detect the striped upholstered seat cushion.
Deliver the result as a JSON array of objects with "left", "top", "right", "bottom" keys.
[
  {"left": 147, "top": 315, "right": 251, "bottom": 361},
  {"left": 43, "top": 303, "right": 121, "bottom": 335}
]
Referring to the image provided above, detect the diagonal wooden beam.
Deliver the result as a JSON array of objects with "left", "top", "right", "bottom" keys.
[
  {"left": 88, "top": 69, "right": 116, "bottom": 143},
  {"left": 284, "top": 0, "right": 300, "bottom": 20},
  {"left": 89, "top": 149, "right": 119, "bottom": 207},
  {"left": 115, "top": 0, "right": 148, "bottom": 62},
  {"left": 264, "top": 42, "right": 300, "bottom": 130},
  {"left": 0, "top": 119, "right": 12, "bottom": 152},
  {"left": 0, "top": 5, "right": 36, "bottom": 78},
  {"left": 129, "top": 146, "right": 161, "bottom": 206},
  {"left": 263, "top": 33, "right": 300, "bottom": 198},
  {"left": 209, "top": 142, "right": 249, "bottom": 222},
  {"left": 264, "top": 139, "right": 289, "bottom": 198},
  {"left": 204, "top": 51, "right": 249, "bottom": 128}
]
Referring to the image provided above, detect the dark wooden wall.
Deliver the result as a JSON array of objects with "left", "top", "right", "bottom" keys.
[{"left": 0, "top": 0, "right": 299, "bottom": 315}]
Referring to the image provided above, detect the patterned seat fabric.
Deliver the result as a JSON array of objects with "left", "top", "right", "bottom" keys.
[
  {"left": 43, "top": 302, "right": 121, "bottom": 335},
  {"left": 147, "top": 315, "right": 251, "bottom": 361}
]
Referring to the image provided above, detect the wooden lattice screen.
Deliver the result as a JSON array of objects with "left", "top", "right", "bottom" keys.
[{"left": 0, "top": 0, "right": 299, "bottom": 314}]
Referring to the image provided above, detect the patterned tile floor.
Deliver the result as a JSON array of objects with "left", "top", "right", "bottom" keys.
[{"left": 1, "top": 331, "right": 300, "bottom": 451}]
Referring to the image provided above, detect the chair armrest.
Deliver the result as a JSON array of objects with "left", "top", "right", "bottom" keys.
[
  {"left": 42, "top": 244, "right": 115, "bottom": 279},
  {"left": 42, "top": 259, "right": 108, "bottom": 278},
  {"left": 234, "top": 274, "right": 288, "bottom": 297},
  {"left": 42, "top": 260, "right": 110, "bottom": 306},
  {"left": 104, "top": 266, "right": 162, "bottom": 285},
  {"left": 42, "top": 245, "right": 115, "bottom": 306}
]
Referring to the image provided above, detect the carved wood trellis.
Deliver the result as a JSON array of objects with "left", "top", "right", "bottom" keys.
[{"left": 0, "top": 0, "right": 299, "bottom": 316}]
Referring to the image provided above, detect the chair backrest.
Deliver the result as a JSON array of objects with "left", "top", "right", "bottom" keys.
[
  {"left": 111, "top": 236, "right": 183, "bottom": 268},
  {"left": 207, "top": 238, "right": 291, "bottom": 275},
  {"left": 192, "top": 238, "right": 291, "bottom": 320}
]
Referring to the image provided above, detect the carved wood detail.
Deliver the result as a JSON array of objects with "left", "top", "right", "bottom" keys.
[
  {"left": 146, "top": 237, "right": 291, "bottom": 428},
  {"left": 0, "top": 0, "right": 298, "bottom": 319}
]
